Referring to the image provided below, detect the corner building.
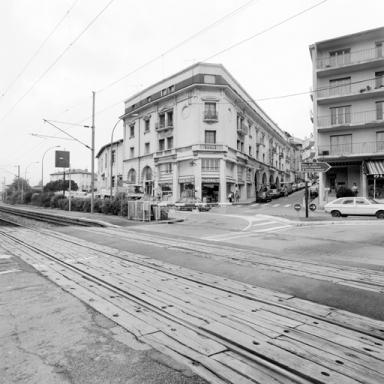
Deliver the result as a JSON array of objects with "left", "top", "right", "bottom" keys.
[
  {"left": 310, "top": 27, "right": 384, "bottom": 204},
  {"left": 120, "top": 63, "right": 299, "bottom": 203}
]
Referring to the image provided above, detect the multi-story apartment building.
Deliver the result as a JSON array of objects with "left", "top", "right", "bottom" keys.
[
  {"left": 96, "top": 139, "right": 124, "bottom": 196},
  {"left": 118, "top": 62, "right": 301, "bottom": 203},
  {"left": 310, "top": 27, "right": 384, "bottom": 204},
  {"left": 50, "top": 169, "right": 96, "bottom": 192}
]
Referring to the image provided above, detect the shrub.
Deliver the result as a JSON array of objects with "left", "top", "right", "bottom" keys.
[
  {"left": 101, "top": 199, "right": 112, "bottom": 214},
  {"left": 336, "top": 186, "right": 354, "bottom": 198},
  {"left": 50, "top": 194, "right": 66, "bottom": 208},
  {"left": 81, "top": 199, "right": 91, "bottom": 212}
]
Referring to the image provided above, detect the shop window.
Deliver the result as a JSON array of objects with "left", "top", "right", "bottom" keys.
[
  {"left": 202, "top": 159, "right": 219, "bottom": 172},
  {"left": 205, "top": 130, "right": 216, "bottom": 144}
]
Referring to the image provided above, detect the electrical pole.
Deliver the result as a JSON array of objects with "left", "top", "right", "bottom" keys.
[
  {"left": 17, "top": 165, "right": 20, "bottom": 193},
  {"left": 91, "top": 91, "right": 95, "bottom": 213}
]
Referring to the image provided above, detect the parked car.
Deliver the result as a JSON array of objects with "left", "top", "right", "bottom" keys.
[
  {"left": 292, "top": 183, "right": 298, "bottom": 192},
  {"left": 324, "top": 197, "right": 384, "bottom": 218},
  {"left": 298, "top": 182, "right": 305, "bottom": 190},
  {"left": 256, "top": 187, "right": 272, "bottom": 203},
  {"left": 175, "top": 197, "right": 211, "bottom": 211},
  {"left": 269, "top": 185, "right": 281, "bottom": 199}
]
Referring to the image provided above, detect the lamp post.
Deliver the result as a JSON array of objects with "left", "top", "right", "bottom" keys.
[
  {"left": 41, "top": 145, "right": 60, "bottom": 190},
  {"left": 22, "top": 161, "right": 39, "bottom": 202},
  {"left": 110, "top": 119, "right": 122, "bottom": 198}
]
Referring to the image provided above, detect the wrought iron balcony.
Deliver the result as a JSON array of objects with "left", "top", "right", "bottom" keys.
[
  {"left": 318, "top": 141, "right": 384, "bottom": 157},
  {"left": 317, "top": 109, "right": 384, "bottom": 129},
  {"left": 317, "top": 47, "right": 384, "bottom": 70}
]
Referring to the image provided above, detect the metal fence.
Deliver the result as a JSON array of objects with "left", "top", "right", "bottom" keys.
[{"left": 126, "top": 201, "right": 170, "bottom": 221}]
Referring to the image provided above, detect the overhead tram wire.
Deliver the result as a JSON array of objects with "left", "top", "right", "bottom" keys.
[
  {"left": 0, "top": 0, "right": 115, "bottom": 125},
  {"left": 0, "top": 0, "right": 79, "bottom": 99},
  {"left": 53, "top": 0, "right": 260, "bottom": 118}
]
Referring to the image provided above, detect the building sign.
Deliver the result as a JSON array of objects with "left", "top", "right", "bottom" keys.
[
  {"left": 301, "top": 162, "right": 331, "bottom": 173},
  {"left": 179, "top": 176, "right": 195, "bottom": 183},
  {"left": 55, "top": 150, "right": 70, "bottom": 168},
  {"left": 202, "top": 177, "right": 220, "bottom": 183}
]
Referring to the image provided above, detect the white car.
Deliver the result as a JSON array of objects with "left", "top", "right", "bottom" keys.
[{"left": 325, "top": 197, "right": 384, "bottom": 219}]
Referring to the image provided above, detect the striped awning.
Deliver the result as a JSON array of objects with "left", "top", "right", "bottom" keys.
[{"left": 365, "top": 160, "right": 384, "bottom": 176}]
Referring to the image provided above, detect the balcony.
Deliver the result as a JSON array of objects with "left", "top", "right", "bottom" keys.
[
  {"left": 317, "top": 47, "right": 384, "bottom": 72},
  {"left": 153, "top": 148, "right": 176, "bottom": 159},
  {"left": 155, "top": 122, "right": 174, "bottom": 131},
  {"left": 317, "top": 109, "right": 384, "bottom": 131},
  {"left": 192, "top": 144, "right": 227, "bottom": 152},
  {"left": 317, "top": 78, "right": 384, "bottom": 103},
  {"left": 318, "top": 141, "right": 384, "bottom": 158},
  {"left": 237, "top": 122, "right": 248, "bottom": 136},
  {"left": 203, "top": 111, "right": 218, "bottom": 122}
]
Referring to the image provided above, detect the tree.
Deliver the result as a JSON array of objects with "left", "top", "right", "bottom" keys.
[
  {"left": 43, "top": 179, "right": 78, "bottom": 193},
  {"left": 6, "top": 177, "right": 30, "bottom": 194}
]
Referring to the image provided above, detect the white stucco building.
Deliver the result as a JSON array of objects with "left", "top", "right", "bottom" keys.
[
  {"left": 103, "top": 63, "right": 302, "bottom": 203},
  {"left": 310, "top": 27, "right": 384, "bottom": 204},
  {"left": 50, "top": 169, "right": 96, "bottom": 192}
]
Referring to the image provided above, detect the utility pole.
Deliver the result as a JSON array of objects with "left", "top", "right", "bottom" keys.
[
  {"left": 17, "top": 165, "right": 20, "bottom": 193},
  {"left": 91, "top": 91, "right": 95, "bottom": 213}
]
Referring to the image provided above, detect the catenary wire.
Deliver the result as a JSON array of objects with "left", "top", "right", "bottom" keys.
[
  {"left": 0, "top": 0, "right": 79, "bottom": 99},
  {"left": 0, "top": 0, "right": 115, "bottom": 125}
]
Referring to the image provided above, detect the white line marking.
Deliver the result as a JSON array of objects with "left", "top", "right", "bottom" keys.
[
  {"left": 0, "top": 269, "right": 21, "bottom": 275},
  {"left": 252, "top": 225, "right": 292, "bottom": 233},
  {"left": 0, "top": 255, "right": 13, "bottom": 259},
  {"left": 272, "top": 204, "right": 280, "bottom": 207},
  {"left": 250, "top": 203, "right": 259, "bottom": 207},
  {"left": 251, "top": 221, "right": 276, "bottom": 227},
  {"left": 284, "top": 204, "right": 291, "bottom": 207}
]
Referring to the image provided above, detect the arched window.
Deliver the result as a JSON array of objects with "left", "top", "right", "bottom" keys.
[
  {"left": 127, "top": 169, "right": 136, "bottom": 184},
  {"left": 142, "top": 166, "right": 152, "bottom": 181}
]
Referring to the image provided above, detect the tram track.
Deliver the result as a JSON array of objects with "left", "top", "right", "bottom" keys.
[{"left": 1, "top": 221, "right": 384, "bottom": 383}]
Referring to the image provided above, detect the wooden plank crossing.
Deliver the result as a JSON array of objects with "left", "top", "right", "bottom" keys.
[{"left": 1, "top": 227, "right": 384, "bottom": 384}]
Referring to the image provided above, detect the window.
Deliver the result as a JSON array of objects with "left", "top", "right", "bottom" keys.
[
  {"left": 158, "top": 139, "right": 165, "bottom": 151},
  {"left": 330, "top": 105, "right": 351, "bottom": 125},
  {"left": 129, "top": 147, "right": 135, "bottom": 158},
  {"left": 204, "top": 75, "right": 215, "bottom": 84},
  {"left": 249, "top": 146, "right": 252, "bottom": 156},
  {"left": 330, "top": 134, "right": 352, "bottom": 155},
  {"left": 127, "top": 169, "right": 136, "bottom": 184},
  {"left": 144, "top": 119, "right": 150, "bottom": 132},
  {"left": 237, "top": 114, "right": 245, "bottom": 132},
  {"left": 342, "top": 199, "right": 354, "bottom": 205},
  {"left": 144, "top": 142, "right": 150, "bottom": 155},
  {"left": 167, "top": 136, "right": 173, "bottom": 149},
  {"left": 159, "top": 113, "right": 165, "bottom": 128},
  {"left": 329, "top": 77, "right": 351, "bottom": 96},
  {"left": 161, "top": 89, "right": 167, "bottom": 96},
  {"left": 377, "top": 131, "right": 384, "bottom": 152},
  {"left": 104, "top": 153, "right": 108, "bottom": 168},
  {"left": 356, "top": 198, "right": 369, "bottom": 205},
  {"left": 168, "top": 85, "right": 175, "bottom": 93},
  {"left": 202, "top": 159, "right": 219, "bottom": 172},
  {"left": 329, "top": 48, "right": 351, "bottom": 66},
  {"left": 129, "top": 124, "right": 135, "bottom": 138},
  {"left": 167, "top": 111, "right": 173, "bottom": 127},
  {"left": 376, "top": 41, "right": 383, "bottom": 58},
  {"left": 111, "top": 176, "right": 115, "bottom": 187},
  {"left": 111, "top": 150, "right": 116, "bottom": 164},
  {"left": 147, "top": 96, "right": 152, "bottom": 102},
  {"left": 205, "top": 130, "right": 216, "bottom": 144},
  {"left": 204, "top": 102, "right": 217, "bottom": 120},
  {"left": 262, "top": 153, "right": 265, "bottom": 162},
  {"left": 375, "top": 71, "right": 384, "bottom": 89},
  {"left": 376, "top": 101, "right": 384, "bottom": 120},
  {"left": 160, "top": 163, "right": 172, "bottom": 174}
]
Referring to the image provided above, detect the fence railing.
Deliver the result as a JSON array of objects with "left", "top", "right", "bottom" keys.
[
  {"left": 317, "top": 109, "right": 383, "bottom": 127},
  {"left": 317, "top": 47, "right": 383, "bottom": 69},
  {"left": 317, "top": 78, "right": 384, "bottom": 98},
  {"left": 318, "top": 141, "right": 384, "bottom": 156},
  {"left": 126, "top": 201, "right": 169, "bottom": 221}
]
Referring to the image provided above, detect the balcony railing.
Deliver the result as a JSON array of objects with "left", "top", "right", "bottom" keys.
[
  {"left": 155, "top": 122, "right": 174, "bottom": 131},
  {"left": 237, "top": 122, "right": 248, "bottom": 135},
  {"left": 153, "top": 149, "right": 176, "bottom": 158},
  {"left": 317, "top": 47, "right": 383, "bottom": 69},
  {"left": 318, "top": 141, "right": 384, "bottom": 156},
  {"left": 193, "top": 143, "right": 227, "bottom": 152},
  {"left": 317, "top": 109, "right": 384, "bottom": 128},
  {"left": 317, "top": 78, "right": 384, "bottom": 99},
  {"left": 203, "top": 111, "right": 218, "bottom": 121}
]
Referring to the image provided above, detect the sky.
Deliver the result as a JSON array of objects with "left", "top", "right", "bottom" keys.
[{"left": 0, "top": 0, "right": 383, "bottom": 187}]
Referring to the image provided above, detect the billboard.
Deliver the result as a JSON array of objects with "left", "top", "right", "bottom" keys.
[{"left": 55, "top": 150, "right": 70, "bottom": 168}]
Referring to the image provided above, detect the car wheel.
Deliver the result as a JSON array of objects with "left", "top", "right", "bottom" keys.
[
  {"left": 331, "top": 210, "right": 341, "bottom": 217},
  {"left": 376, "top": 210, "right": 384, "bottom": 219}
]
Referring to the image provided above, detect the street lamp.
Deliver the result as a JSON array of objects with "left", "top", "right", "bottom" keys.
[{"left": 41, "top": 145, "right": 60, "bottom": 190}]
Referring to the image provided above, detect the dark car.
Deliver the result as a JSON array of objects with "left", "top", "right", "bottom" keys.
[
  {"left": 175, "top": 197, "right": 211, "bottom": 211},
  {"left": 256, "top": 187, "right": 272, "bottom": 203}
]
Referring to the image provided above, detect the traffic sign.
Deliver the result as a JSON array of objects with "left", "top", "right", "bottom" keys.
[
  {"left": 301, "top": 162, "right": 331, "bottom": 173},
  {"left": 294, "top": 203, "right": 301, "bottom": 211},
  {"left": 309, "top": 203, "right": 317, "bottom": 211}
]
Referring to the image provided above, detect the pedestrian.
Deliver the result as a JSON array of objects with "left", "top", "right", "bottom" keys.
[
  {"left": 352, "top": 182, "right": 358, "bottom": 196},
  {"left": 235, "top": 190, "right": 240, "bottom": 203},
  {"left": 228, "top": 192, "right": 234, "bottom": 203}
]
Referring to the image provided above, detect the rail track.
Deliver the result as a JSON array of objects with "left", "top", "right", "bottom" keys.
[{"left": 1, "top": 219, "right": 384, "bottom": 384}]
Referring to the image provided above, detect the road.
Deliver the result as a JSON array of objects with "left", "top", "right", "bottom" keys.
[{"left": 1, "top": 205, "right": 384, "bottom": 383}]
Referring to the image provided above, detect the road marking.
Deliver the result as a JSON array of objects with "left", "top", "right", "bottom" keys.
[
  {"left": 252, "top": 224, "right": 292, "bottom": 233},
  {"left": 264, "top": 203, "right": 270, "bottom": 206},
  {"left": 0, "top": 254, "right": 12, "bottom": 259},
  {"left": 251, "top": 221, "right": 276, "bottom": 227},
  {"left": 284, "top": 204, "right": 291, "bottom": 207},
  {"left": 0, "top": 269, "right": 21, "bottom": 275},
  {"left": 272, "top": 204, "right": 280, "bottom": 207},
  {"left": 250, "top": 203, "right": 259, "bottom": 207}
]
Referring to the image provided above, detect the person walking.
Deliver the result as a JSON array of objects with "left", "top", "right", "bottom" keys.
[{"left": 352, "top": 182, "right": 358, "bottom": 196}]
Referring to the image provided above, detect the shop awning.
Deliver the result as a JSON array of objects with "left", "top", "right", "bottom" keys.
[{"left": 365, "top": 160, "right": 384, "bottom": 177}]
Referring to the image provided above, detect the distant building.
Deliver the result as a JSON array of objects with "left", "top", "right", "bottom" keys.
[
  {"left": 116, "top": 62, "right": 303, "bottom": 203},
  {"left": 301, "top": 134, "right": 316, "bottom": 162},
  {"left": 96, "top": 139, "right": 124, "bottom": 197},
  {"left": 50, "top": 169, "right": 96, "bottom": 192},
  {"left": 310, "top": 27, "right": 384, "bottom": 204}
]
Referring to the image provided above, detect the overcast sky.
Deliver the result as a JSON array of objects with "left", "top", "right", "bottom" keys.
[{"left": 0, "top": 0, "right": 383, "bottom": 187}]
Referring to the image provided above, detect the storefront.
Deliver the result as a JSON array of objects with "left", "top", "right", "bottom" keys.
[
  {"left": 158, "top": 182, "right": 173, "bottom": 200},
  {"left": 366, "top": 160, "right": 384, "bottom": 199},
  {"left": 179, "top": 176, "right": 195, "bottom": 198},
  {"left": 202, "top": 177, "right": 220, "bottom": 203}
]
